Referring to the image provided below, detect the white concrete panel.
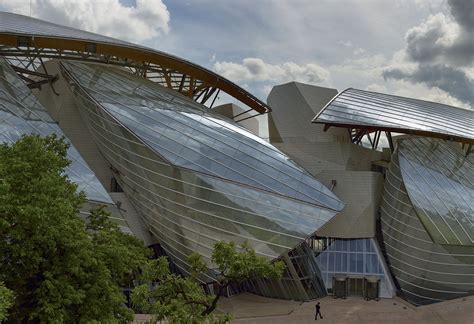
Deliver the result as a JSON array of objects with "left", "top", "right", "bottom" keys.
[
  {"left": 267, "top": 82, "right": 348, "bottom": 143},
  {"left": 109, "top": 192, "right": 155, "bottom": 246},
  {"left": 33, "top": 60, "right": 115, "bottom": 190},
  {"left": 213, "top": 103, "right": 260, "bottom": 136},
  {"left": 315, "top": 171, "right": 383, "bottom": 238},
  {"left": 267, "top": 82, "right": 386, "bottom": 238}
]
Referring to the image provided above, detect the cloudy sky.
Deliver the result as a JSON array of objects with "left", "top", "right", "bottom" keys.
[{"left": 0, "top": 0, "right": 473, "bottom": 110}]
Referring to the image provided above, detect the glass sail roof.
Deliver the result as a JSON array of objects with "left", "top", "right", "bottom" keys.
[
  {"left": 0, "top": 58, "right": 113, "bottom": 204},
  {"left": 398, "top": 137, "right": 474, "bottom": 246},
  {"left": 0, "top": 11, "right": 270, "bottom": 114},
  {"left": 0, "top": 11, "right": 135, "bottom": 47},
  {"left": 313, "top": 88, "right": 474, "bottom": 143},
  {"left": 61, "top": 61, "right": 344, "bottom": 212}
]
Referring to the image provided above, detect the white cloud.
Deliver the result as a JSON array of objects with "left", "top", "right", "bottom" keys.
[
  {"left": 404, "top": 13, "right": 463, "bottom": 65},
  {"left": 382, "top": 0, "right": 474, "bottom": 107},
  {"left": 338, "top": 40, "right": 353, "bottom": 47},
  {"left": 0, "top": 0, "right": 170, "bottom": 43},
  {"left": 391, "top": 80, "right": 471, "bottom": 109},
  {"left": 213, "top": 58, "right": 330, "bottom": 84},
  {"left": 327, "top": 54, "right": 389, "bottom": 90},
  {"left": 366, "top": 84, "right": 387, "bottom": 92}
]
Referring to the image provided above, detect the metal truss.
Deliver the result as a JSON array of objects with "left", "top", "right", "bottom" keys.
[
  {"left": 0, "top": 45, "right": 226, "bottom": 111},
  {"left": 348, "top": 127, "right": 393, "bottom": 151}
]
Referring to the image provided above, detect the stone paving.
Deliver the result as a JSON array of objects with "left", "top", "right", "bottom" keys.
[{"left": 216, "top": 293, "right": 474, "bottom": 324}]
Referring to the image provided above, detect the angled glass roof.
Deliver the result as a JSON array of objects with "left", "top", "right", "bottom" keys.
[
  {"left": 0, "top": 58, "right": 113, "bottom": 204},
  {"left": 61, "top": 61, "right": 344, "bottom": 212},
  {"left": 313, "top": 88, "right": 474, "bottom": 143},
  {"left": 0, "top": 11, "right": 135, "bottom": 47},
  {"left": 398, "top": 137, "right": 474, "bottom": 246},
  {"left": 0, "top": 11, "right": 269, "bottom": 114}
]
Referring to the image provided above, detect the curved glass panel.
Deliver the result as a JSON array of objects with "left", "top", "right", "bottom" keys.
[
  {"left": 0, "top": 58, "right": 112, "bottom": 204},
  {"left": 399, "top": 137, "right": 474, "bottom": 246},
  {"left": 0, "top": 11, "right": 269, "bottom": 115},
  {"left": 380, "top": 140, "right": 474, "bottom": 305},
  {"left": 314, "top": 88, "right": 474, "bottom": 142},
  {"left": 61, "top": 61, "right": 344, "bottom": 211},
  {"left": 61, "top": 62, "right": 340, "bottom": 276},
  {"left": 0, "top": 11, "right": 135, "bottom": 48}
]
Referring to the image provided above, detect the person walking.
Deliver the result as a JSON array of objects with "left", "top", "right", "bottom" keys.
[{"left": 315, "top": 301, "right": 323, "bottom": 320}]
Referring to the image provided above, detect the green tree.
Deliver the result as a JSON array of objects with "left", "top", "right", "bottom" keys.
[
  {"left": 0, "top": 134, "right": 149, "bottom": 322},
  {"left": 0, "top": 282, "right": 14, "bottom": 322},
  {"left": 86, "top": 205, "right": 150, "bottom": 288},
  {"left": 132, "top": 241, "right": 285, "bottom": 323}
]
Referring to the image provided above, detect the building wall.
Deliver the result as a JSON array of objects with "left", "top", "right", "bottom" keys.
[
  {"left": 380, "top": 140, "right": 474, "bottom": 305},
  {"left": 109, "top": 192, "right": 155, "bottom": 246},
  {"left": 316, "top": 171, "right": 383, "bottom": 238},
  {"left": 267, "top": 82, "right": 383, "bottom": 238},
  {"left": 268, "top": 82, "right": 346, "bottom": 143},
  {"left": 212, "top": 103, "right": 259, "bottom": 136}
]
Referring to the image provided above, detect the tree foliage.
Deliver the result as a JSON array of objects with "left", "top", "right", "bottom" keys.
[
  {"left": 0, "top": 134, "right": 149, "bottom": 322},
  {"left": 0, "top": 282, "right": 14, "bottom": 322},
  {"left": 86, "top": 206, "right": 151, "bottom": 288},
  {"left": 132, "top": 241, "right": 285, "bottom": 323}
]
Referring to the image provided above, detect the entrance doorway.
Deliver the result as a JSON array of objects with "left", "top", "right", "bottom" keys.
[{"left": 347, "top": 277, "right": 364, "bottom": 296}]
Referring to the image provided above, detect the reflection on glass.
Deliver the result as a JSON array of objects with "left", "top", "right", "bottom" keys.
[
  {"left": 398, "top": 137, "right": 473, "bottom": 246},
  {"left": 0, "top": 58, "right": 112, "bottom": 203},
  {"left": 380, "top": 138, "right": 474, "bottom": 305},
  {"left": 315, "top": 88, "right": 473, "bottom": 142},
  {"left": 61, "top": 61, "right": 342, "bottom": 281},
  {"left": 60, "top": 61, "right": 344, "bottom": 211},
  {"left": 315, "top": 238, "right": 392, "bottom": 297}
]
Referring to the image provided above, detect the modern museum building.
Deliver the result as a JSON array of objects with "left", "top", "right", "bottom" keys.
[{"left": 0, "top": 12, "right": 472, "bottom": 306}]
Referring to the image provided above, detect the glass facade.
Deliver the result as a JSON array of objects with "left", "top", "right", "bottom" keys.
[
  {"left": 60, "top": 61, "right": 342, "bottom": 282},
  {"left": 247, "top": 238, "right": 395, "bottom": 301},
  {"left": 60, "top": 61, "right": 344, "bottom": 211},
  {"left": 398, "top": 137, "right": 473, "bottom": 246},
  {"left": 249, "top": 242, "right": 327, "bottom": 301},
  {"left": 315, "top": 238, "right": 394, "bottom": 298},
  {"left": 380, "top": 137, "right": 474, "bottom": 305},
  {"left": 313, "top": 88, "right": 473, "bottom": 142},
  {"left": 0, "top": 58, "right": 113, "bottom": 204}
]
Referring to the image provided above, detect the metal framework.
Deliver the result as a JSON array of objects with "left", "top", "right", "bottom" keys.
[
  {"left": 1, "top": 46, "right": 222, "bottom": 103},
  {"left": 0, "top": 45, "right": 231, "bottom": 110},
  {"left": 0, "top": 15, "right": 270, "bottom": 120},
  {"left": 340, "top": 127, "right": 390, "bottom": 151}
]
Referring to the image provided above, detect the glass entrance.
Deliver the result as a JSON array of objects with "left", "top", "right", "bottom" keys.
[{"left": 348, "top": 278, "right": 364, "bottom": 296}]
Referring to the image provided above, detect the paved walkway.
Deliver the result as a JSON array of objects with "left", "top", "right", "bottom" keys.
[{"left": 217, "top": 293, "right": 474, "bottom": 324}]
